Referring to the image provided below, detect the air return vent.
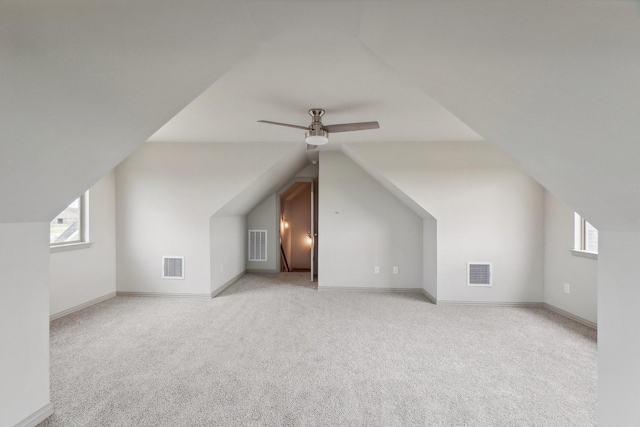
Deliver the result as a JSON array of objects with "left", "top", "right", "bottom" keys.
[
  {"left": 248, "top": 230, "right": 267, "bottom": 261},
  {"left": 163, "top": 256, "right": 184, "bottom": 279},
  {"left": 467, "top": 262, "right": 492, "bottom": 286}
]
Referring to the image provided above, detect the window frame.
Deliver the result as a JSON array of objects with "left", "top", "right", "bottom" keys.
[
  {"left": 571, "top": 213, "right": 598, "bottom": 259},
  {"left": 50, "top": 192, "right": 92, "bottom": 252}
]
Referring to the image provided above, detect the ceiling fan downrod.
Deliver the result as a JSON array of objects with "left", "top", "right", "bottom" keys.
[{"left": 305, "top": 109, "right": 329, "bottom": 145}]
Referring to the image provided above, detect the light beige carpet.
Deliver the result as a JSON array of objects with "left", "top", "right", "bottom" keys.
[{"left": 40, "top": 273, "right": 596, "bottom": 426}]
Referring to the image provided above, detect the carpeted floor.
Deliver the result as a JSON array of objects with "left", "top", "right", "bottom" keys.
[{"left": 39, "top": 273, "right": 597, "bottom": 426}]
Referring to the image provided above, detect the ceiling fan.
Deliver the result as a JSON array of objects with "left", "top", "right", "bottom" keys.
[{"left": 258, "top": 109, "right": 380, "bottom": 148}]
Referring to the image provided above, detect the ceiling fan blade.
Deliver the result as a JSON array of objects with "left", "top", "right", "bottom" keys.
[
  {"left": 257, "top": 120, "right": 309, "bottom": 131},
  {"left": 323, "top": 121, "right": 380, "bottom": 133}
]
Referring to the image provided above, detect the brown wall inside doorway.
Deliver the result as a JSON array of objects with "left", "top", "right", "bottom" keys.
[{"left": 280, "top": 182, "right": 312, "bottom": 271}]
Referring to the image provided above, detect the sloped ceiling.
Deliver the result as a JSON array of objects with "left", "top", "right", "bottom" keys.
[
  {"left": 148, "top": 30, "right": 481, "bottom": 144},
  {"left": 2, "top": 1, "right": 639, "bottom": 230},
  {"left": 357, "top": 1, "right": 640, "bottom": 231},
  {"left": 0, "top": 1, "right": 258, "bottom": 222}
]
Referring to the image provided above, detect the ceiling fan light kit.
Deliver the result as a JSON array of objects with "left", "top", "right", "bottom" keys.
[
  {"left": 305, "top": 130, "right": 329, "bottom": 146},
  {"left": 258, "top": 108, "right": 379, "bottom": 146}
]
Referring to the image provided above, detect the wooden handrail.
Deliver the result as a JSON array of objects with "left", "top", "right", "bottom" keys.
[{"left": 281, "top": 243, "right": 290, "bottom": 272}]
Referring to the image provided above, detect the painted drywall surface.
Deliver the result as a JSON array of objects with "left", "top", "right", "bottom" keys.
[
  {"left": 116, "top": 141, "right": 305, "bottom": 295},
  {"left": 1, "top": 2, "right": 258, "bottom": 223},
  {"left": 0, "top": 223, "right": 51, "bottom": 426},
  {"left": 544, "top": 191, "right": 597, "bottom": 323},
  {"left": 358, "top": 1, "right": 640, "bottom": 232},
  {"left": 318, "top": 151, "right": 423, "bottom": 289},
  {"left": 50, "top": 171, "right": 117, "bottom": 316},
  {"left": 423, "top": 216, "right": 437, "bottom": 299},
  {"left": 246, "top": 194, "right": 278, "bottom": 272},
  {"left": 295, "top": 164, "right": 319, "bottom": 179},
  {"left": 213, "top": 154, "right": 309, "bottom": 218},
  {"left": 210, "top": 215, "right": 246, "bottom": 294},
  {"left": 346, "top": 141, "right": 545, "bottom": 302},
  {"left": 598, "top": 231, "right": 640, "bottom": 426}
]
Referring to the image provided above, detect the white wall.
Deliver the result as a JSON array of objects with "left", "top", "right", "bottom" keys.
[
  {"left": 50, "top": 171, "right": 117, "bottom": 316},
  {"left": 598, "top": 231, "right": 640, "bottom": 426},
  {"left": 116, "top": 141, "right": 305, "bottom": 296},
  {"left": 423, "top": 216, "right": 437, "bottom": 300},
  {"left": 294, "top": 164, "right": 319, "bottom": 179},
  {"left": 544, "top": 191, "right": 597, "bottom": 323},
  {"left": 246, "top": 194, "right": 278, "bottom": 272},
  {"left": 0, "top": 223, "right": 51, "bottom": 427},
  {"left": 210, "top": 215, "right": 246, "bottom": 295},
  {"left": 318, "top": 150, "right": 423, "bottom": 289},
  {"left": 345, "top": 141, "right": 545, "bottom": 303}
]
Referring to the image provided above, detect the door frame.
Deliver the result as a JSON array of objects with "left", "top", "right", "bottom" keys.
[{"left": 276, "top": 178, "right": 317, "bottom": 280}]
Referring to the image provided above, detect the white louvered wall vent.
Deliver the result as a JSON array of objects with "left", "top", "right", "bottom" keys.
[
  {"left": 162, "top": 256, "right": 184, "bottom": 279},
  {"left": 467, "top": 262, "right": 492, "bottom": 286},
  {"left": 248, "top": 230, "right": 267, "bottom": 262}
]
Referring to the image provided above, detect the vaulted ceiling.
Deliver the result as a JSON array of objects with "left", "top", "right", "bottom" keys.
[{"left": 2, "top": 1, "right": 639, "bottom": 230}]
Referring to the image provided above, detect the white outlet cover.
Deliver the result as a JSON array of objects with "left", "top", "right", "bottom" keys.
[
  {"left": 374, "top": 266, "right": 379, "bottom": 274},
  {"left": 564, "top": 283, "right": 570, "bottom": 294}
]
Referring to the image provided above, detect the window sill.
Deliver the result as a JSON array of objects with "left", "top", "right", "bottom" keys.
[
  {"left": 50, "top": 242, "right": 93, "bottom": 253},
  {"left": 569, "top": 249, "right": 598, "bottom": 260}
]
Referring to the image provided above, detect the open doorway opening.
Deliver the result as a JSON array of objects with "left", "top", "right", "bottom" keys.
[{"left": 279, "top": 180, "right": 317, "bottom": 281}]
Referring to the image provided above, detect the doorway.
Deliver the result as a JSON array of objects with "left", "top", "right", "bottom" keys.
[{"left": 279, "top": 180, "right": 317, "bottom": 281}]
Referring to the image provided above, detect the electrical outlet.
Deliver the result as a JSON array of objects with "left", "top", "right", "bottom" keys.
[
  {"left": 220, "top": 264, "right": 224, "bottom": 272},
  {"left": 374, "top": 266, "right": 379, "bottom": 274},
  {"left": 393, "top": 266, "right": 398, "bottom": 275},
  {"left": 564, "top": 283, "right": 570, "bottom": 294}
]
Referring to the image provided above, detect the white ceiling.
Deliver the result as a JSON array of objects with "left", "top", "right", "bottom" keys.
[
  {"left": 2, "top": 0, "right": 640, "bottom": 230},
  {"left": 148, "top": 30, "right": 482, "bottom": 144}
]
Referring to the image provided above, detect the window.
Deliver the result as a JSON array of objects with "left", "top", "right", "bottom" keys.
[
  {"left": 50, "top": 193, "right": 88, "bottom": 247},
  {"left": 574, "top": 213, "right": 598, "bottom": 254}
]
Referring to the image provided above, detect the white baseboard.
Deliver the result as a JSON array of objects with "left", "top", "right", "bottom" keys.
[
  {"left": 543, "top": 303, "right": 597, "bottom": 330},
  {"left": 436, "top": 300, "right": 544, "bottom": 308},
  {"left": 50, "top": 292, "right": 116, "bottom": 321},
  {"left": 116, "top": 272, "right": 247, "bottom": 300},
  {"left": 116, "top": 291, "right": 211, "bottom": 298},
  {"left": 317, "top": 286, "right": 424, "bottom": 293},
  {"left": 431, "top": 299, "right": 596, "bottom": 329},
  {"left": 211, "top": 271, "right": 246, "bottom": 298},
  {"left": 14, "top": 402, "right": 54, "bottom": 427},
  {"left": 421, "top": 289, "right": 437, "bottom": 304},
  {"left": 246, "top": 269, "right": 279, "bottom": 274}
]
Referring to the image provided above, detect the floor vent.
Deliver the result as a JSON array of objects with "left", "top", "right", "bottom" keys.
[
  {"left": 248, "top": 230, "right": 267, "bottom": 261},
  {"left": 467, "top": 262, "right": 491, "bottom": 286},
  {"left": 163, "top": 256, "right": 184, "bottom": 279}
]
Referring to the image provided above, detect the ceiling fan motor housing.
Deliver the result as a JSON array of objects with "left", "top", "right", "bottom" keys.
[{"left": 306, "top": 109, "right": 329, "bottom": 145}]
